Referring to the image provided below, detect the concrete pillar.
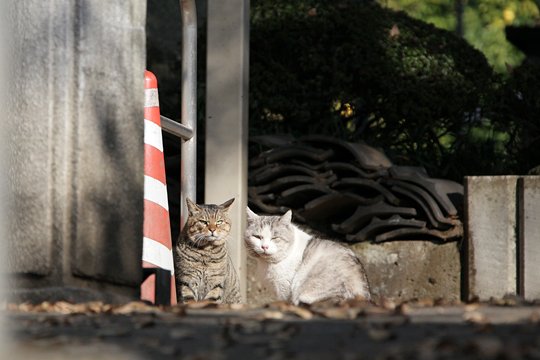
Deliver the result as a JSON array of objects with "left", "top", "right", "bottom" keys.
[
  {"left": 465, "top": 176, "right": 540, "bottom": 301},
  {"left": 464, "top": 176, "right": 518, "bottom": 301},
  {"left": 7, "top": 0, "right": 147, "bottom": 302},
  {"left": 205, "top": 0, "right": 249, "bottom": 300},
  {"left": 520, "top": 176, "right": 540, "bottom": 300}
]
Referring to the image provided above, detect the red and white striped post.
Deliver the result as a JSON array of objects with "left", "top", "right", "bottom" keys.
[{"left": 141, "top": 70, "right": 177, "bottom": 305}]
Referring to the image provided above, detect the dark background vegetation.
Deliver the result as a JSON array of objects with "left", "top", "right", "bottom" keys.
[{"left": 147, "top": 0, "right": 540, "bottom": 185}]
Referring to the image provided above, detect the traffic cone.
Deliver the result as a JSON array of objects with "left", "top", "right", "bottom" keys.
[{"left": 141, "top": 70, "right": 177, "bottom": 305}]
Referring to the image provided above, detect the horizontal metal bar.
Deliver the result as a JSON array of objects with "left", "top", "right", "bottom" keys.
[{"left": 160, "top": 115, "right": 193, "bottom": 140}]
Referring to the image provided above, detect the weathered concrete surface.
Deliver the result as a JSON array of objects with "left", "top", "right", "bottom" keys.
[
  {"left": 70, "top": 0, "right": 146, "bottom": 287},
  {"left": 520, "top": 176, "right": 540, "bottom": 300},
  {"left": 8, "top": 1, "right": 60, "bottom": 277},
  {"left": 246, "top": 256, "right": 274, "bottom": 306},
  {"left": 465, "top": 176, "right": 518, "bottom": 301},
  {"left": 7, "top": 0, "right": 146, "bottom": 299},
  {"left": 247, "top": 241, "right": 461, "bottom": 304},
  {"left": 7, "top": 302, "right": 540, "bottom": 359},
  {"left": 353, "top": 241, "right": 461, "bottom": 302}
]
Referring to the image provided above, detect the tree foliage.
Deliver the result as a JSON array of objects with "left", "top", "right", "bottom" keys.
[
  {"left": 378, "top": 0, "right": 540, "bottom": 73},
  {"left": 250, "top": 0, "right": 501, "bottom": 181}
]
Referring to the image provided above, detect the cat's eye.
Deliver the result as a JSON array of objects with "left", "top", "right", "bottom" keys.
[
  {"left": 200, "top": 220, "right": 209, "bottom": 225},
  {"left": 253, "top": 235, "right": 262, "bottom": 239},
  {"left": 216, "top": 219, "right": 224, "bottom": 225}
]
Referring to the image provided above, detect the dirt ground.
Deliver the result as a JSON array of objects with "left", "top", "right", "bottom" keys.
[{"left": 6, "top": 299, "right": 540, "bottom": 359}]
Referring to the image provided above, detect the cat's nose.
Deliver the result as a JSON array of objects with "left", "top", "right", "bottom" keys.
[{"left": 261, "top": 244, "right": 269, "bottom": 251}]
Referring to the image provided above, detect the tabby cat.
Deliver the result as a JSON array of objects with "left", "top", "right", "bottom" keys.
[
  {"left": 245, "top": 208, "right": 371, "bottom": 305},
  {"left": 174, "top": 198, "right": 241, "bottom": 303}
]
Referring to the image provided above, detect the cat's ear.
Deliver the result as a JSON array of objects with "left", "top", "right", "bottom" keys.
[
  {"left": 246, "top": 207, "right": 258, "bottom": 221},
  {"left": 280, "top": 210, "right": 292, "bottom": 224},
  {"left": 185, "top": 197, "right": 199, "bottom": 215},
  {"left": 219, "top": 198, "right": 235, "bottom": 210}
]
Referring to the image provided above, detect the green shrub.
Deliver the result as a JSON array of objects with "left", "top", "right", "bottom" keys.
[{"left": 250, "top": 0, "right": 501, "bottom": 181}]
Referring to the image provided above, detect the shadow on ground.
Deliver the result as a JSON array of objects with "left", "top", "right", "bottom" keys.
[{"left": 6, "top": 300, "right": 540, "bottom": 359}]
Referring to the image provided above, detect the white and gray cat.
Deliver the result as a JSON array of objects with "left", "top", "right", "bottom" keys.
[{"left": 245, "top": 208, "right": 371, "bottom": 305}]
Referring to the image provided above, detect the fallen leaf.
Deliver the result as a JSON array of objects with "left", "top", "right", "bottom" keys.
[
  {"left": 228, "top": 303, "right": 246, "bottom": 311},
  {"left": 54, "top": 301, "right": 85, "bottom": 314},
  {"left": 112, "top": 301, "right": 158, "bottom": 314},
  {"left": 266, "top": 302, "right": 313, "bottom": 320},
  {"left": 378, "top": 298, "right": 397, "bottom": 311},
  {"left": 362, "top": 305, "right": 394, "bottom": 316},
  {"left": 286, "top": 306, "right": 313, "bottom": 320},
  {"left": 529, "top": 311, "right": 540, "bottom": 324},
  {"left": 167, "top": 305, "right": 187, "bottom": 316},
  {"left": 464, "top": 311, "right": 488, "bottom": 324},
  {"left": 87, "top": 301, "right": 111, "bottom": 313},
  {"left": 414, "top": 298, "right": 435, "bottom": 307},
  {"left": 314, "top": 307, "right": 360, "bottom": 320},
  {"left": 184, "top": 300, "right": 219, "bottom": 309},
  {"left": 464, "top": 303, "right": 480, "bottom": 312},
  {"left": 257, "top": 310, "right": 284, "bottom": 320},
  {"left": 394, "top": 303, "right": 411, "bottom": 315}
]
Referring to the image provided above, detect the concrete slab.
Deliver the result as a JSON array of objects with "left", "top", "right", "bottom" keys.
[
  {"left": 8, "top": 302, "right": 540, "bottom": 359},
  {"left": 70, "top": 0, "right": 146, "bottom": 287},
  {"left": 7, "top": 0, "right": 146, "bottom": 297},
  {"left": 8, "top": 1, "right": 58, "bottom": 277},
  {"left": 465, "top": 176, "right": 518, "bottom": 301},
  {"left": 520, "top": 176, "right": 540, "bottom": 300},
  {"left": 352, "top": 241, "right": 461, "bottom": 302}
]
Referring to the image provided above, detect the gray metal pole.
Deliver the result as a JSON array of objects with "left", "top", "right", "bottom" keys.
[{"left": 180, "top": 0, "right": 197, "bottom": 231}]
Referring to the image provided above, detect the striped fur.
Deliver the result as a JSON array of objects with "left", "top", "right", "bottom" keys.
[
  {"left": 245, "top": 208, "right": 371, "bottom": 305},
  {"left": 174, "top": 198, "right": 241, "bottom": 304}
]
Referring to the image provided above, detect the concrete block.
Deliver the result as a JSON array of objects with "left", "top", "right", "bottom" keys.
[
  {"left": 7, "top": 0, "right": 146, "bottom": 299},
  {"left": 246, "top": 256, "right": 274, "bottom": 306},
  {"left": 465, "top": 176, "right": 518, "bottom": 301},
  {"left": 246, "top": 240, "right": 461, "bottom": 304},
  {"left": 520, "top": 176, "right": 540, "bottom": 300},
  {"left": 352, "top": 241, "right": 460, "bottom": 302},
  {"left": 71, "top": 0, "right": 146, "bottom": 286},
  {"left": 7, "top": 1, "right": 57, "bottom": 276}
]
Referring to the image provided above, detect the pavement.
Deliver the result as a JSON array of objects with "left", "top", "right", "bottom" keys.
[{"left": 5, "top": 299, "right": 540, "bottom": 359}]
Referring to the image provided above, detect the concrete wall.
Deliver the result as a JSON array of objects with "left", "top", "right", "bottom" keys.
[
  {"left": 7, "top": 0, "right": 147, "bottom": 302},
  {"left": 521, "top": 177, "right": 540, "bottom": 300},
  {"left": 353, "top": 241, "right": 460, "bottom": 302},
  {"left": 465, "top": 176, "right": 540, "bottom": 301}
]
